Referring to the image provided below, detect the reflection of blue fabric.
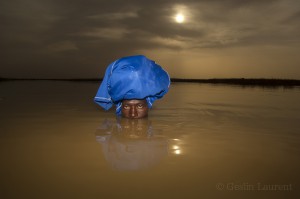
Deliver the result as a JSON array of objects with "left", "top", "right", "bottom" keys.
[{"left": 94, "top": 55, "right": 170, "bottom": 115}]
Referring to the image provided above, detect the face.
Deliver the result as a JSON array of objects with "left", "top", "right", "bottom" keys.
[{"left": 121, "top": 99, "right": 149, "bottom": 119}]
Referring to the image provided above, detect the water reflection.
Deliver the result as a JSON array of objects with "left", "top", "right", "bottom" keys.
[{"left": 95, "top": 118, "right": 179, "bottom": 171}]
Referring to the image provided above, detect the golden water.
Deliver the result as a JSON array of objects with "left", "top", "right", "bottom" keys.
[{"left": 0, "top": 81, "right": 299, "bottom": 199}]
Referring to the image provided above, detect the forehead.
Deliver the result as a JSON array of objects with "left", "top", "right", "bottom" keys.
[{"left": 122, "top": 99, "right": 147, "bottom": 105}]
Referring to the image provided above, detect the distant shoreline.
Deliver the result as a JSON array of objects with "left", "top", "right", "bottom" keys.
[
  {"left": 1, "top": 77, "right": 300, "bottom": 87},
  {"left": 171, "top": 78, "right": 300, "bottom": 87}
]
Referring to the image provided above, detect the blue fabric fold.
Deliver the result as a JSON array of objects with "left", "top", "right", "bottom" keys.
[{"left": 94, "top": 55, "right": 170, "bottom": 115}]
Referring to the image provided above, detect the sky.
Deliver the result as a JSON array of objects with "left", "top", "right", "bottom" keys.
[{"left": 1, "top": 0, "right": 300, "bottom": 79}]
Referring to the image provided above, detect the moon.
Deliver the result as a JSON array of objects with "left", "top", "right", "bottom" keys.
[{"left": 175, "top": 13, "right": 185, "bottom": 23}]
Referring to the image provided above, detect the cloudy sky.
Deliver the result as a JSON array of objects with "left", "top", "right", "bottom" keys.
[{"left": 1, "top": 0, "right": 300, "bottom": 79}]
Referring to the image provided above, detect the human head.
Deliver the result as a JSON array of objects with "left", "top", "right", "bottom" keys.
[
  {"left": 94, "top": 55, "right": 170, "bottom": 115},
  {"left": 121, "top": 99, "right": 149, "bottom": 119}
]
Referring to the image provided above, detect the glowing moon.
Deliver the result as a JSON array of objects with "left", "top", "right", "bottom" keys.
[{"left": 175, "top": 13, "right": 185, "bottom": 23}]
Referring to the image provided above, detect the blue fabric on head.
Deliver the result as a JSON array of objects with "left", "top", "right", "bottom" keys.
[{"left": 94, "top": 55, "right": 170, "bottom": 115}]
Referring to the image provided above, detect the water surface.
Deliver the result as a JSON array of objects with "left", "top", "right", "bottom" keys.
[{"left": 0, "top": 81, "right": 299, "bottom": 199}]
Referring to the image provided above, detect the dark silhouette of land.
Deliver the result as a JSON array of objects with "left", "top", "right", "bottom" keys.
[
  {"left": 1, "top": 77, "right": 300, "bottom": 87},
  {"left": 171, "top": 78, "right": 300, "bottom": 87}
]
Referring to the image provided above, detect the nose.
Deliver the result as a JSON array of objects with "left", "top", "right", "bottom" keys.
[{"left": 130, "top": 106, "right": 138, "bottom": 118}]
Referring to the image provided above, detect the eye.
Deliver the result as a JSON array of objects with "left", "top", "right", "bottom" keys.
[
  {"left": 137, "top": 104, "right": 144, "bottom": 109},
  {"left": 123, "top": 105, "right": 130, "bottom": 109}
]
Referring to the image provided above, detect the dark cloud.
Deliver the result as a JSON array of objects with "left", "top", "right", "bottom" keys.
[{"left": 0, "top": 0, "right": 299, "bottom": 78}]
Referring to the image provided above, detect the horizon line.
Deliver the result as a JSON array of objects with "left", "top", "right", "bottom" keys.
[{"left": 1, "top": 77, "right": 300, "bottom": 86}]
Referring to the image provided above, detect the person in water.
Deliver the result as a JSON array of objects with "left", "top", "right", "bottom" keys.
[
  {"left": 121, "top": 99, "right": 149, "bottom": 119},
  {"left": 94, "top": 55, "right": 170, "bottom": 118}
]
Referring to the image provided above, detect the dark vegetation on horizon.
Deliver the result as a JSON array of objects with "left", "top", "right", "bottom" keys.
[
  {"left": 171, "top": 78, "right": 300, "bottom": 87},
  {"left": 1, "top": 77, "right": 300, "bottom": 87}
]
